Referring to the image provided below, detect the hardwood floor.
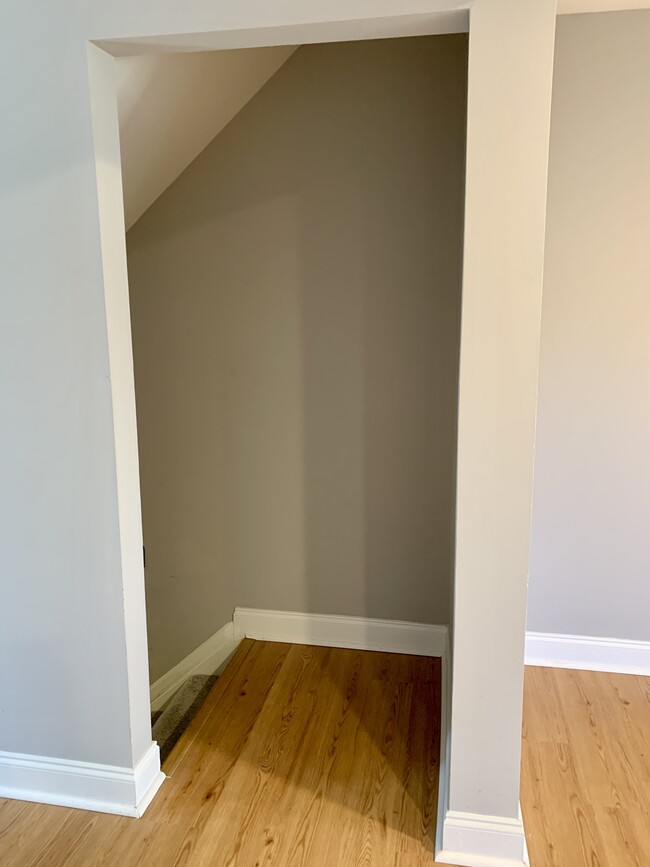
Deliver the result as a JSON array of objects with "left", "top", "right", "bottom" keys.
[
  {"left": 521, "top": 665, "right": 650, "bottom": 867},
  {"left": 1, "top": 645, "right": 649, "bottom": 866},
  {"left": 0, "top": 642, "right": 440, "bottom": 866}
]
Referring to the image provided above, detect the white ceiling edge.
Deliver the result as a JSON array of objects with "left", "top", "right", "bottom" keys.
[
  {"left": 117, "top": 45, "right": 297, "bottom": 229},
  {"left": 99, "top": 9, "right": 469, "bottom": 56},
  {"left": 558, "top": 0, "right": 650, "bottom": 11}
]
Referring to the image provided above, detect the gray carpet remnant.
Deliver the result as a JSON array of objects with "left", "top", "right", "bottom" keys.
[{"left": 152, "top": 674, "right": 218, "bottom": 765}]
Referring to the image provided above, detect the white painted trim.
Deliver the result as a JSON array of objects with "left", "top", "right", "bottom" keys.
[
  {"left": 436, "top": 808, "right": 528, "bottom": 867},
  {"left": 525, "top": 631, "right": 650, "bottom": 676},
  {"left": 0, "top": 742, "right": 164, "bottom": 818},
  {"left": 150, "top": 621, "right": 243, "bottom": 712},
  {"left": 434, "top": 631, "right": 529, "bottom": 866},
  {"left": 132, "top": 743, "right": 166, "bottom": 816},
  {"left": 435, "top": 631, "right": 452, "bottom": 863},
  {"left": 434, "top": 641, "right": 530, "bottom": 867},
  {"left": 233, "top": 608, "right": 448, "bottom": 657}
]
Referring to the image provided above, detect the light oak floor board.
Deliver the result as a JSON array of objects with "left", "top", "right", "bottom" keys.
[
  {"left": 0, "top": 642, "right": 441, "bottom": 866},
  {"left": 2, "top": 649, "right": 649, "bottom": 866},
  {"left": 521, "top": 666, "right": 650, "bottom": 867}
]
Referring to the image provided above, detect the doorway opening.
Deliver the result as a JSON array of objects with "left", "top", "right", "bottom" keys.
[{"left": 93, "top": 19, "right": 467, "bottom": 855}]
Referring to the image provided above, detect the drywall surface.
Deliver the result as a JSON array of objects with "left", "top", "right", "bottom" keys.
[
  {"left": 0, "top": 28, "right": 137, "bottom": 767},
  {"left": 127, "top": 36, "right": 467, "bottom": 682},
  {"left": 528, "top": 10, "right": 650, "bottom": 641},
  {"left": 117, "top": 46, "right": 296, "bottom": 229},
  {"left": 1, "top": 0, "right": 473, "bottom": 777},
  {"left": 0, "top": 0, "right": 493, "bottom": 796},
  {"left": 2, "top": 0, "right": 457, "bottom": 776},
  {"left": 447, "top": 0, "right": 556, "bottom": 826},
  {"left": 0, "top": 0, "right": 628, "bottom": 798}
]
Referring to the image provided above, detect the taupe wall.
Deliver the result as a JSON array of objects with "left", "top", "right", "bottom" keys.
[
  {"left": 127, "top": 35, "right": 467, "bottom": 681},
  {"left": 528, "top": 11, "right": 650, "bottom": 641}
]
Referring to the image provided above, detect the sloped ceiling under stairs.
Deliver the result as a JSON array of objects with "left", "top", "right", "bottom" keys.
[{"left": 116, "top": 45, "right": 297, "bottom": 229}]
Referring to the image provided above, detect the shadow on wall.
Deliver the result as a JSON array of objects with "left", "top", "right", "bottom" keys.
[{"left": 126, "top": 35, "right": 467, "bottom": 683}]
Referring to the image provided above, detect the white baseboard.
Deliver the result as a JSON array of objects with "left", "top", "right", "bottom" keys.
[
  {"left": 436, "top": 808, "right": 529, "bottom": 867},
  {"left": 434, "top": 636, "right": 529, "bottom": 867},
  {"left": 433, "top": 638, "right": 529, "bottom": 867},
  {"left": 435, "top": 631, "right": 452, "bottom": 864},
  {"left": 150, "top": 621, "right": 243, "bottom": 712},
  {"left": 525, "top": 631, "right": 650, "bottom": 676},
  {"left": 233, "top": 607, "right": 448, "bottom": 657},
  {"left": 0, "top": 742, "right": 164, "bottom": 818}
]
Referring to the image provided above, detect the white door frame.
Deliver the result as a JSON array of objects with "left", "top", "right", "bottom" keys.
[
  {"left": 87, "top": 1, "right": 470, "bottom": 802},
  {"left": 86, "top": 4, "right": 555, "bottom": 865}
]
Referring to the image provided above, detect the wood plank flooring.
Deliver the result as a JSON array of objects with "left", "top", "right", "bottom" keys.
[
  {"left": 1, "top": 645, "right": 649, "bottom": 866},
  {"left": 521, "top": 665, "right": 650, "bottom": 867},
  {"left": 0, "top": 641, "right": 440, "bottom": 866}
]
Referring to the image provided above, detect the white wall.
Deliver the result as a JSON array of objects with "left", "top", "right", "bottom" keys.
[
  {"left": 126, "top": 35, "right": 467, "bottom": 683},
  {"left": 117, "top": 46, "right": 296, "bottom": 228},
  {"left": 0, "top": 0, "right": 469, "bottom": 780},
  {"left": 0, "top": 0, "right": 637, "bottom": 843},
  {"left": 0, "top": 22, "right": 136, "bottom": 770},
  {"left": 528, "top": 9, "right": 650, "bottom": 642},
  {"left": 443, "top": 0, "right": 556, "bottom": 847}
]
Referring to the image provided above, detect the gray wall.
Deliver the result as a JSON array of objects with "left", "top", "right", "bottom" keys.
[
  {"left": 127, "top": 35, "right": 467, "bottom": 681},
  {"left": 528, "top": 10, "right": 650, "bottom": 641}
]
